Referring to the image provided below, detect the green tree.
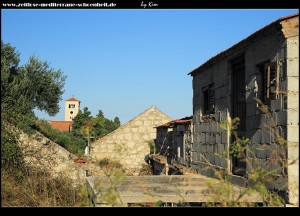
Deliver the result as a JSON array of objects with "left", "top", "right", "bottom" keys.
[
  {"left": 1, "top": 41, "right": 66, "bottom": 117},
  {"left": 72, "top": 107, "right": 92, "bottom": 131},
  {"left": 113, "top": 117, "right": 121, "bottom": 126},
  {"left": 70, "top": 106, "right": 121, "bottom": 143},
  {"left": 97, "top": 110, "right": 104, "bottom": 118},
  {"left": 1, "top": 41, "right": 66, "bottom": 169}
]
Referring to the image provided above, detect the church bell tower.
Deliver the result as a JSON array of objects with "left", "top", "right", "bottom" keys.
[{"left": 65, "top": 97, "right": 80, "bottom": 121}]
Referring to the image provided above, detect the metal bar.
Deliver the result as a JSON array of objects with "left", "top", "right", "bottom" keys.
[
  {"left": 267, "top": 64, "right": 270, "bottom": 99},
  {"left": 276, "top": 62, "right": 280, "bottom": 99}
]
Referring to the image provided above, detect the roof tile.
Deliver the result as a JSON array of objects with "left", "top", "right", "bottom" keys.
[{"left": 48, "top": 121, "right": 73, "bottom": 132}]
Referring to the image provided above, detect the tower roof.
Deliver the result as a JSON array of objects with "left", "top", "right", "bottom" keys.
[{"left": 65, "top": 97, "right": 80, "bottom": 102}]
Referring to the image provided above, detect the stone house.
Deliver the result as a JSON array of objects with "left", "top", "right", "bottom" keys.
[
  {"left": 188, "top": 13, "right": 298, "bottom": 204},
  {"left": 90, "top": 106, "right": 172, "bottom": 173}
]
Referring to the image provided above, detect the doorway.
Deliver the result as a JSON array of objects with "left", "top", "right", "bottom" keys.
[{"left": 231, "top": 57, "right": 247, "bottom": 176}]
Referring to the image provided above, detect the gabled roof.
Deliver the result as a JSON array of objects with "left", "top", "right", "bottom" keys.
[
  {"left": 156, "top": 116, "right": 192, "bottom": 128},
  {"left": 47, "top": 121, "right": 73, "bottom": 132},
  {"left": 65, "top": 97, "right": 80, "bottom": 102},
  {"left": 188, "top": 13, "right": 299, "bottom": 76},
  {"left": 96, "top": 106, "right": 172, "bottom": 142}
]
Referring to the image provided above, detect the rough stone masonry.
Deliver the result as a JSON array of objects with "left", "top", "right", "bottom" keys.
[{"left": 90, "top": 106, "right": 172, "bottom": 173}]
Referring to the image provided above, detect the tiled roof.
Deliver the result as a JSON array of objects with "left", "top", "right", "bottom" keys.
[
  {"left": 48, "top": 121, "right": 73, "bottom": 132},
  {"left": 74, "top": 157, "right": 87, "bottom": 163},
  {"left": 156, "top": 116, "right": 192, "bottom": 128},
  {"left": 65, "top": 97, "right": 80, "bottom": 102},
  {"left": 188, "top": 13, "right": 299, "bottom": 76}
]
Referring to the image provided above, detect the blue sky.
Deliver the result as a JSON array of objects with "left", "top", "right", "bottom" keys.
[{"left": 2, "top": 9, "right": 298, "bottom": 124}]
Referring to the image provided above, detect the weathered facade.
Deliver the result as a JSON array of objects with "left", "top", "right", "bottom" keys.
[
  {"left": 154, "top": 117, "right": 193, "bottom": 166},
  {"left": 189, "top": 14, "right": 299, "bottom": 204},
  {"left": 90, "top": 106, "right": 172, "bottom": 173}
]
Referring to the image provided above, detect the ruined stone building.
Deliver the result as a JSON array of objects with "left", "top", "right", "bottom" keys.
[
  {"left": 154, "top": 117, "right": 193, "bottom": 165},
  {"left": 86, "top": 14, "right": 298, "bottom": 206},
  {"left": 152, "top": 117, "right": 192, "bottom": 175},
  {"left": 90, "top": 106, "right": 172, "bottom": 173},
  {"left": 188, "top": 13, "right": 298, "bottom": 204}
]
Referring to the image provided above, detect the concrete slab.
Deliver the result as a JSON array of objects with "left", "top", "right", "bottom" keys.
[{"left": 86, "top": 174, "right": 262, "bottom": 206}]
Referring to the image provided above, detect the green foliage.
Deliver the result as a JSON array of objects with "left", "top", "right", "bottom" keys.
[
  {"left": 36, "top": 106, "right": 122, "bottom": 157},
  {"left": 221, "top": 117, "right": 249, "bottom": 158},
  {"left": 1, "top": 41, "right": 66, "bottom": 117},
  {"left": 93, "top": 113, "right": 120, "bottom": 139},
  {"left": 1, "top": 41, "right": 66, "bottom": 169},
  {"left": 155, "top": 200, "right": 163, "bottom": 207},
  {"left": 72, "top": 107, "right": 121, "bottom": 142},
  {"left": 96, "top": 110, "right": 104, "bottom": 118},
  {"left": 147, "top": 140, "right": 156, "bottom": 154},
  {"left": 113, "top": 117, "right": 120, "bottom": 125},
  {"left": 95, "top": 158, "right": 125, "bottom": 206},
  {"left": 1, "top": 123, "right": 24, "bottom": 170},
  {"left": 1, "top": 41, "right": 90, "bottom": 207},
  {"left": 72, "top": 107, "right": 92, "bottom": 131},
  {"left": 36, "top": 121, "right": 85, "bottom": 156},
  {"left": 208, "top": 115, "right": 286, "bottom": 207},
  {"left": 96, "top": 169, "right": 125, "bottom": 206},
  {"left": 247, "top": 167, "right": 285, "bottom": 206}
]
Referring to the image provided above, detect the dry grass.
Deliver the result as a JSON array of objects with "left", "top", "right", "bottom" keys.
[{"left": 1, "top": 167, "right": 89, "bottom": 207}]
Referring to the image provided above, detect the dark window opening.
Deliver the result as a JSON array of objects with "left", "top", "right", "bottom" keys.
[
  {"left": 203, "top": 84, "right": 215, "bottom": 115},
  {"left": 69, "top": 104, "right": 75, "bottom": 108},
  {"left": 264, "top": 62, "right": 280, "bottom": 104}
]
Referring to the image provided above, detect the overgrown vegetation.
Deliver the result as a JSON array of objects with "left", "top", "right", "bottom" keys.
[
  {"left": 205, "top": 114, "right": 286, "bottom": 207},
  {"left": 98, "top": 158, "right": 124, "bottom": 173},
  {"left": 139, "top": 163, "right": 153, "bottom": 176},
  {"left": 35, "top": 120, "right": 86, "bottom": 156},
  {"left": 34, "top": 107, "right": 121, "bottom": 156},
  {"left": 1, "top": 40, "right": 65, "bottom": 170},
  {"left": 1, "top": 41, "right": 87, "bottom": 206},
  {"left": 1, "top": 167, "right": 88, "bottom": 206},
  {"left": 95, "top": 158, "right": 125, "bottom": 206},
  {"left": 70, "top": 107, "right": 121, "bottom": 150}
]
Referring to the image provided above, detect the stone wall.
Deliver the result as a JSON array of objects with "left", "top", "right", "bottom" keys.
[
  {"left": 173, "top": 123, "right": 193, "bottom": 166},
  {"left": 285, "top": 23, "right": 299, "bottom": 204},
  {"left": 192, "top": 110, "right": 229, "bottom": 170},
  {"left": 155, "top": 127, "right": 173, "bottom": 157},
  {"left": 90, "top": 106, "right": 172, "bottom": 173},
  {"left": 190, "top": 15, "right": 298, "bottom": 204},
  {"left": 18, "top": 130, "right": 87, "bottom": 184}
]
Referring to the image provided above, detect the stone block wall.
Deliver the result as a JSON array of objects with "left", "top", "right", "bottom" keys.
[
  {"left": 90, "top": 106, "right": 172, "bottom": 172},
  {"left": 192, "top": 109, "right": 229, "bottom": 170},
  {"left": 155, "top": 127, "right": 173, "bottom": 156},
  {"left": 190, "top": 15, "right": 298, "bottom": 204},
  {"left": 285, "top": 31, "right": 299, "bottom": 204}
]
